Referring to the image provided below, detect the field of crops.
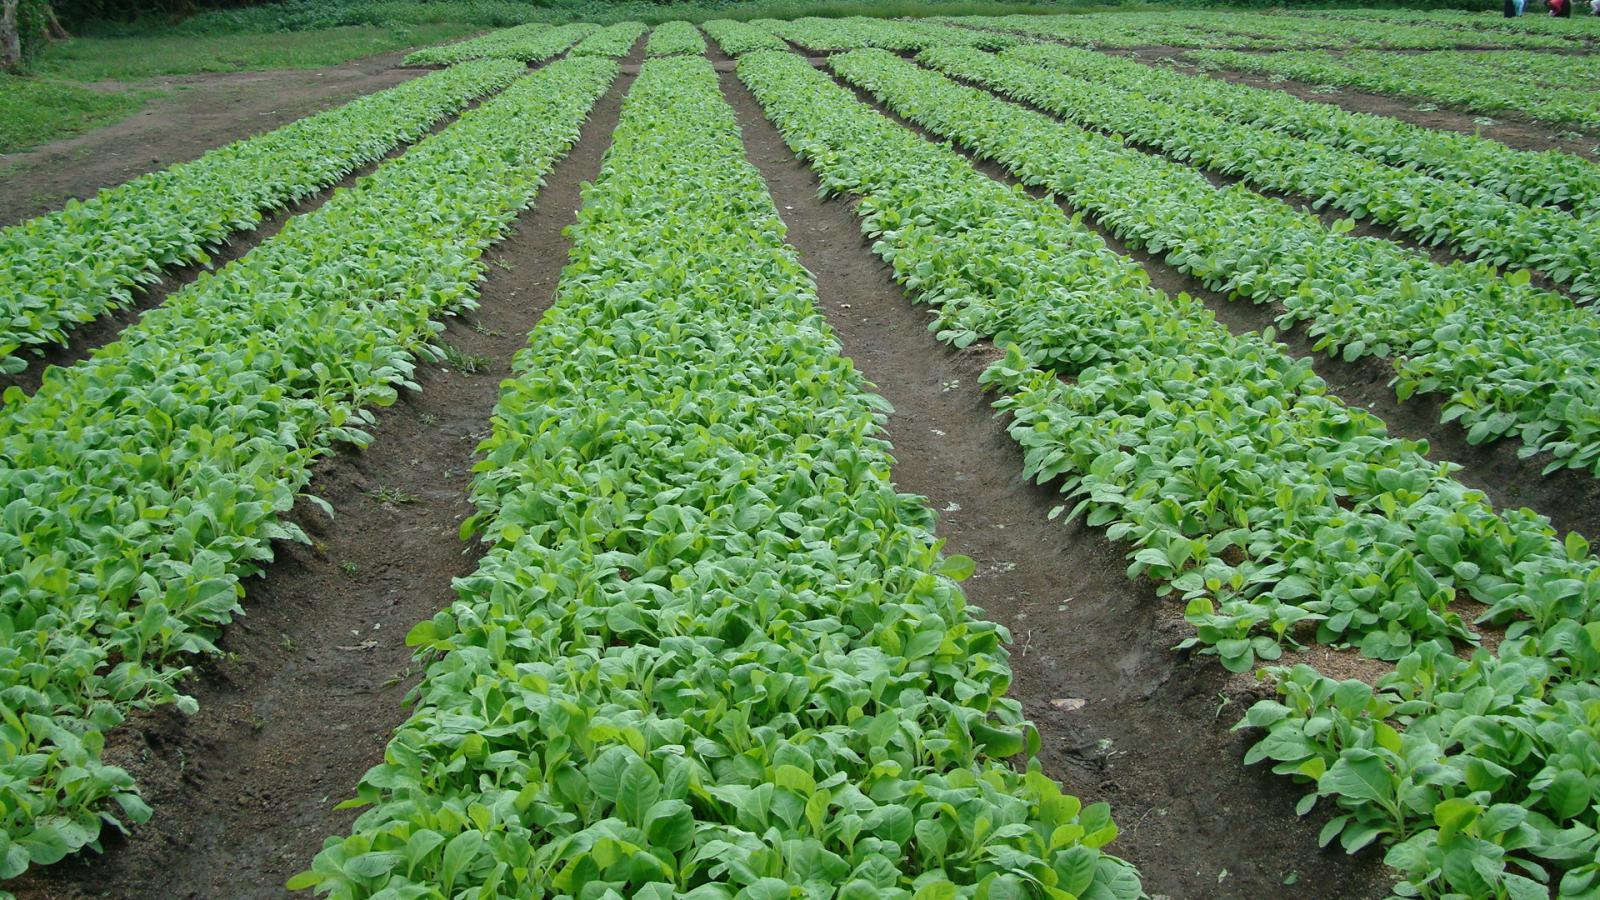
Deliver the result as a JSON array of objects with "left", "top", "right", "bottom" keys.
[{"left": 3, "top": 7, "right": 1600, "bottom": 899}]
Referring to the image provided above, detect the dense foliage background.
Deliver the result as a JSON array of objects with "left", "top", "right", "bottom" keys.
[
  {"left": 57, "top": 0, "right": 1499, "bottom": 34},
  {"left": 5, "top": 0, "right": 1501, "bottom": 77}
]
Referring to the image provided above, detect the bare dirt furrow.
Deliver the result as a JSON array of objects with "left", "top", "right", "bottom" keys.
[
  {"left": 895, "top": 55, "right": 1600, "bottom": 540},
  {"left": 11, "top": 39, "right": 643, "bottom": 900},
  {"left": 715, "top": 47, "right": 1390, "bottom": 900}
]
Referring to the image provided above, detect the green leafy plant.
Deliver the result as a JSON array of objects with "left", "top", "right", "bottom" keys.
[
  {"left": 1291, "top": 7, "right": 1600, "bottom": 44},
  {"left": 765, "top": 15, "right": 1017, "bottom": 51},
  {"left": 911, "top": 45, "right": 1600, "bottom": 476},
  {"left": 644, "top": 20, "right": 705, "bottom": 57},
  {"left": 930, "top": 47, "right": 1600, "bottom": 302},
  {"left": 402, "top": 21, "right": 596, "bottom": 65},
  {"left": 702, "top": 19, "right": 789, "bottom": 55},
  {"left": 437, "top": 342, "right": 493, "bottom": 374},
  {"left": 942, "top": 10, "right": 1570, "bottom": 51},
  {"left": 571, "top": 20, "right": 647, "bottom": 57},
  {"left": 0, "top": 55, "right": 617, "bottom": 882},
  {"left": 364, "top": 486, "right": 419, "bottom": 506},
  {"left": 1010, "top": 44, "right": 1600, "bottom": 221},
  {"left": 0, "top": 58, "right": 525, "bottom": 372},
  {"left": 737, "top": 46, "right": 1600, "bottom": 899},
  {"left": 295, "top": 54, "right": 1142, "bottom": 900},
  {"left": 1192, "top": 48, "right": 1600, "bottom": 136}
]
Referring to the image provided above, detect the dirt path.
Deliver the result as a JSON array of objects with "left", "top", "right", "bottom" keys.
[
  {"left": 715, "top": 49, "right": 1390, "bottom": 900},
  {"left": 913, "top": 58, "right": 1600, "bottom": 538},
  {"left": 0, "top": 51, "right": 423, "bottom": 228},
  {"left": 9, "top": 39, "right": 643, "bottom": 900}
]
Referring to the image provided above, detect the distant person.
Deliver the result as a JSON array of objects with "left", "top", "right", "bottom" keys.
[
  {"left": 1505, "top": 0, "right": 1517, "bottom": 15},
  {"left": 1513, "top": 0, "right": 1527, "bottom": 15},
  {"left": 1591, "top": 0, "right": 1600, "bottom": 16},
  {"left": 1551, "top": 0, "right": 1571, "bottom": 17}
]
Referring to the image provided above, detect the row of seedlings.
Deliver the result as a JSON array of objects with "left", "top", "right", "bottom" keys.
[
  {"left": 0, "top": 58, "right": 618, "bottom": 881},
  {"left": 938, "top": 12, "right": 1566, "bottom": 50},
  {"left": 865, "top": 46, "right": 1600, "bottom": 477},
  {"left": 645, "top": 21, "right": 707, "bottom": 57},
  {"left": 1191, "top": 49, "right": 1600, "bottom": 134},
  {"left": 765, "top": 16, "right": 1016, "bottom": 52},
  {"left": 0, "top": 59, "right": 525, "bottom": 373},
  {"left": 403, "top": 23, "right": 597, "bottom": 66},
  {"left": 701, "top": 19, "right": 789, "bottom": 55},
  {"left": 1294, "top": 7, "right": 1600, "bottom": 42},
  {"left": 1014, "top": 45, "right": 1600, "bottom": 219},
  {"left": 292, "top": 54, "right": 1142, "bottom": 899},
  {"left": 572, "top": 22, "right": 649, "bottom": 57},
  {"left": 932, "top": 48, "right": 1600, "bottom": 301},
  {"left": 735, "top": 49, "right": 1600, "bottom": 897}
]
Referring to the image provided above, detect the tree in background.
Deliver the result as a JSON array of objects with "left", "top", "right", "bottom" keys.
[
  {"left": 49, "top": 0, "right": 254, "bottom": 26},
  {"left": 2, "top": 0, "right": 68, "bottom": 72},
  {"left": 1, "top": 0, "right": 25, "bottom": 71}
]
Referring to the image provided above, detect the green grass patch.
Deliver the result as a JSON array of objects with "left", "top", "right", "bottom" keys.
[
  {"left": 37, "top": 22, "right": 482, "bottom": 81},
  {"left": 0, "top": 74, "right": 155, "bottom": 153}
]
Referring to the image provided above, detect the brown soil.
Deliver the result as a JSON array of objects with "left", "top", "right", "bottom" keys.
[
  {"left": 0, "top": 51, "right": 425, "bottom": 228},
  {"left": 7, "top": 38, "right": 644, "bottom": 900},
  {"left": 717, "top": 48, "right": 1390, "bottom": 900}
]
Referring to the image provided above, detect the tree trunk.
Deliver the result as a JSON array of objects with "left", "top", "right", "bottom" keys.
[
  {"left": 45, "top": 3, "right": 67, "bottom": 40},
  {"left": 1, "top": 0, "right": 22, "bottom": 75}
]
